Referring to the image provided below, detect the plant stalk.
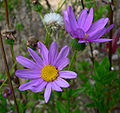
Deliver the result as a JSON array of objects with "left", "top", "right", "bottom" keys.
[
  {"left": 109, "top": 0, "right": 114, "bottom": 71},
  {"left": 0, "top": 29, "right": 19, "bottom": 113},
  {"left": 89, "top": 42, "right": 94, "bottom": 67},
  {"left": 4, "top": 0, "right": 22, "bottom": 99},
  {"left": 68, "top": 50, "right": 77, "bottom": 70}
]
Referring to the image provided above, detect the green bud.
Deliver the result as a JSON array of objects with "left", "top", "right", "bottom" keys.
[
  {"left": 4, "top": 38, "right": 14, "bottom": 45},
  {"left": 71, "top": 38, "right": 86, "bottom": 51}
]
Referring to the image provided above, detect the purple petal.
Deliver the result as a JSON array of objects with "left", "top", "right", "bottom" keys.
[
  {"left": 67, "top": 6, "right": 78, "bottom": 31},
  {"left": 87, "top": 28, "right": 106, "bottom": 40},
  {"left": 48, "top": 42, "right": 58, "bottom": 65},
  {"left": 54, "top": 46, "right": 70, "bottom": 65},
  {"left": 87, "top": 18, "right": 109, "bottom": 37},
  {"left": 15, "top": 69, "right": 41, "bottom": 79},
  {"left": 55, "top": 77, "right": 70, "bottom": 88},
  {"left": 78, "top": 9, "right": 87, "bottom": 29},
  {"left": 32, "top": 81, "right": 47, "bottom": 93},
  {"left": 83, "top": 8, "right": 93, "bottom": 32},
  {"left": 72, "top": 28, "right": 85, "bottom": 39},
  {"left": 44, "top": 82, "right": 52, "bottom": 103},
  {"left": 64, "top": 10, "right": 71, "bottom": 33},
  {"left": 87, "top": 24, "right": 114, "bottom": 41},
  {"left": 78, "top": 39, "right": 88, "bottom": 43},
  {"left": 19, "top": 79, "right": 42, "bottom": 91},
  {"left": 55, "top": 58, "right": 69, "bottom": 71},
  {"left": 59, "top": 71, "right": 77, "bottom": 79},
  {"left": 38, "top": 41, "right": 48, "bottom": 65},
  {"left": 27, "top": 47, "right": 44, "bottom": 67},
  {"left": 91, "top": 39, "right": 113, "bottom": 43},
  {"left": 52, "top": 82, "right": 62, "bottom": 91},
  {"left": 16, "top": 56, "right": 39, "bottom": 69}
]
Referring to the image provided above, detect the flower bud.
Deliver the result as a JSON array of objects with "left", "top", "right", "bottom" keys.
[
  {"left": 27, "top": 36, "right": 39, "bottom": 50},
  {"left": 71, "top": 38, "right": 86, "bottom": 51}
]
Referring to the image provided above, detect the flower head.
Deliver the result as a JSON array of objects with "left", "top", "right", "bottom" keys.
[
  {"left": 44, "top": 13, "right": 64, "bottom": 29},
  {"left": 64, "top": 6, "right": 114, "bottom": 43},
  {"left": 16, "top": 41, "right": 77, "bottom": 103},
  {"left": 2, "top": 87, "right": 11, "bottom": 98}
]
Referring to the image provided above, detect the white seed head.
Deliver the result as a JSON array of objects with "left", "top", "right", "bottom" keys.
[{"left": 44, "top": 13, "right": 64, "bottom": 27}]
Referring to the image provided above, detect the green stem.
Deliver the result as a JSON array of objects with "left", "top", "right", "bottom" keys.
[
  {"left": 39, "top": 13, "right": 50, "bottom": 47},
  {"left": 68, "top": 50, "right": 77, "bottom": 70},
  {"left": 56, "top": 0, "right": 67, "bottom": 13}
]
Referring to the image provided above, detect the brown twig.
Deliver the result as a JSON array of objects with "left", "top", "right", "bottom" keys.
[
  {"left": 45, "top": 0, "right": 51, "bottom": 9},
  {"left": 4, "top": 0, "right": 22, "bottom": 99},
  {"left": 0, "top": 28, "right": 19, "bottom": 113},
  {"left": 81, "top": 0, "right": 85, "bottom": 9},
  {"left": 109, "top": 0, "right": 114, "bottom": 71}
]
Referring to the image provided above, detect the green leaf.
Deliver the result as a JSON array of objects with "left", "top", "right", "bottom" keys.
[
  {"left": 71, "top": 88, "right": 85, "bottom": 97},
  {"left": 117, "top": 48, "right": 120, "bottom": 55},
  {"left": 4, "top": 38, "right": 14, "bottom": 45},
  {"left": 56, "top": 101, "right": 66, "bottom": 113}
]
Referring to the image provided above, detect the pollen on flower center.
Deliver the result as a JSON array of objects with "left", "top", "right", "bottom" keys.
[
  {"left": 41, "top": 65, "right": 59, "bottom": 82},
  {"left": 85, "top": 33, "right": 88, "bottom": 39}
]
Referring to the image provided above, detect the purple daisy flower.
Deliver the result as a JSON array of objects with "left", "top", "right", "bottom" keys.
[
  {"left": 64, "top": 6, "right": 114, "bottom": 43},
  {"left": 15, "top": 41, "right": 77, "bottom": 103}
]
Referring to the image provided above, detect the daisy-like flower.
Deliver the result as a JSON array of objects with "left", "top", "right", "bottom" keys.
[
  {"left": 64, "top": 6, "right": 114, "bottom": 43},
  {"left": 15, "top": 41, "right": 77, "bottom": 103},
  {"left": 44, "top": 13, "right": 64, "bottom": 28}
]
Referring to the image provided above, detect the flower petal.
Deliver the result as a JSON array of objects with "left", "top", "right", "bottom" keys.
[
  {"left": 27, "top": 47, "right": 44, "bottom": 67},
  {"left": 64, "top": 10, "right": 71, "bottom": 33},
  {"left": 78, "top": 9, "right": 87, "bottom": 29},
  {"left": 38, "top": 41, "right": 48, "bottom": 64},
  {"left": 54, "top": 46, "right": 70, "bottom": 65},
  {"left": 15, "top": 69, "right": 41, "bottom": 79},
  {"left": 87, "top": 24, "right": 114, "bottom": 41},
  {"left": 52, "top": 82, "right": 62, "bottom": 91},
  {"left": 67, "top": 6, "right": 78, "bottom": 31},
  {"left": 48, "top": 42, "right": 58, "bottom": 65},
  {"left": 55, "top": 77, "right": 70, "bottom": 88},
  {"left": 87, "top": 18, "right": 109, "bottom": 37},
  {"left": 59, "top": 71, "right": 77, "bottom": 79},
  {"left": 72, "top": 28, "right": 85, "bottom": 39},
  {"left": 19, "top": 78, "right": 42, "bottom": 91},
  {"left": 16, "top": 56, "right": 39, "bottom": 69},
  {"left": 44, "top": 82, "right": 52, "bottom": 103},
  {"left": 91, "top": 39, "right": 113, "bottom": 43},
  {"left": 83, "top": 7, "right": 93, "bottom": 32},
  {"left": 32, "top": 81, "right": 47, "bottom": 93},
  {"left": 55, "top": 58, "right": 69, "bottom": 71}
]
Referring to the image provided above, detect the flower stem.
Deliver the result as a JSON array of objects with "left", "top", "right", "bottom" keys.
[
  {"left": 0, "top": 30, "right": 19, "bottom": 113},
  {"left": 68, "top": 50, "right": 77, "bottom": 70},
  {"left": 4, "top": 0, "right": 22, "bottom": 99},
  {"left": 89, "top": 42, "right": 94, "bottom": 67},
  {"left": 109, "top": 0, "right": 114, "bottom": 71}
]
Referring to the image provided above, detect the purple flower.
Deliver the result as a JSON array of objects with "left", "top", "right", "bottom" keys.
[
  {"left": 64, "top": 6, "right": 114, "bottom": 43},
  {"left": 16, "top": 41, "right": 77, "bottom": 103}
]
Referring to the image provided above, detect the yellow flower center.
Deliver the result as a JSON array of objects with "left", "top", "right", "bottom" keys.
[
  {"left": 41, "top": 65, "right": 59, "bottom": 82},
  {"left": 85, "top": 33, "right": 88, "bottom": 39}
]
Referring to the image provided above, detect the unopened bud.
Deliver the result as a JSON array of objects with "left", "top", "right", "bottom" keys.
[
  {"left": 27, "top": 36, "right": 39, "bottom": 50},
  {"left": 71, "top": 38, "right": 86, "bottom": 51}
]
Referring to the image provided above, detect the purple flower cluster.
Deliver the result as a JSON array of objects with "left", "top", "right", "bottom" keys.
[{"left": 16, "top": 6, "right": 114, "bottom": 103}]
